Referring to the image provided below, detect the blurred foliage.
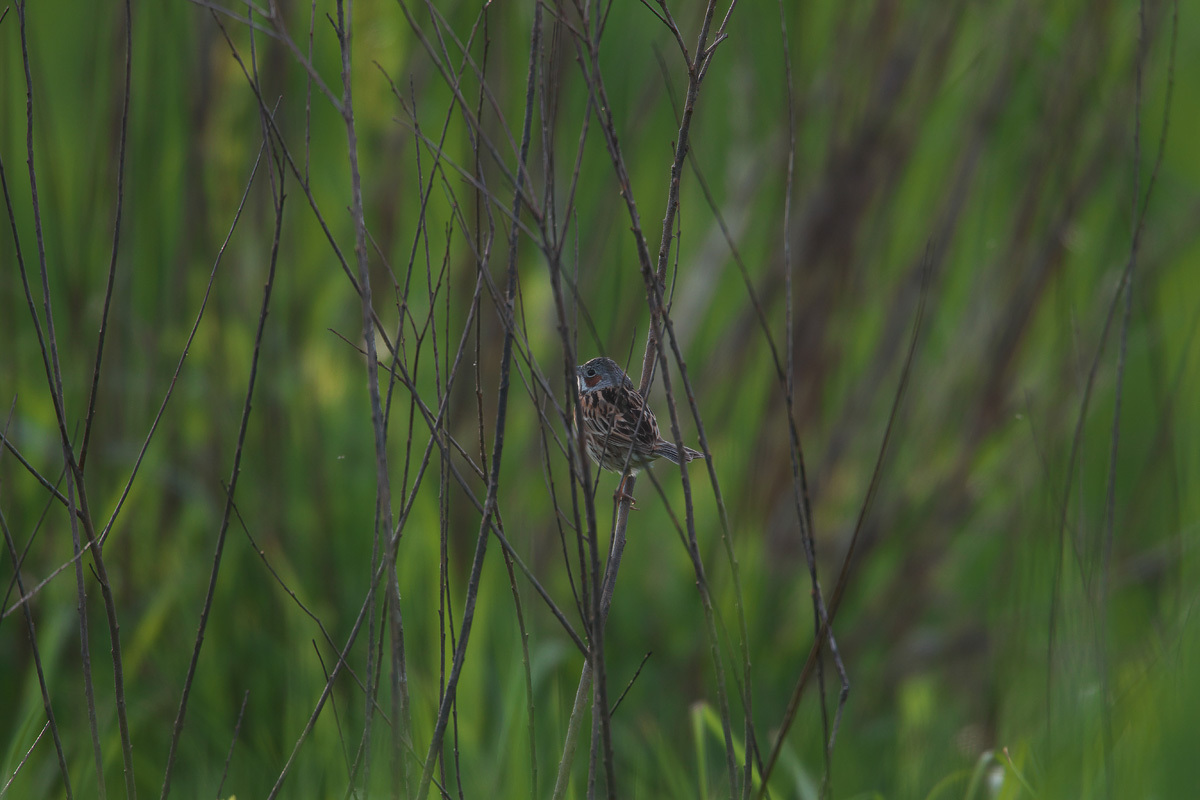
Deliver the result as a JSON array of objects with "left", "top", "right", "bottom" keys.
[{"left": 1, "top": 0, "right": 1198, "bottom": 798}]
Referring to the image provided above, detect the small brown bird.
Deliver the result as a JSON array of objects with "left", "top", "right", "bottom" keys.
[{"left": 574, "top": 356, "right": 704, "bottom": 501}]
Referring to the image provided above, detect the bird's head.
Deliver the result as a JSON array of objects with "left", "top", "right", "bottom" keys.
[{"left": 576, "top": 356, "right": 633, "bottom": 394}]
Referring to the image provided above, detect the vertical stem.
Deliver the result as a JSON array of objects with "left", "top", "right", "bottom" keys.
[
  {"left": 414, "top": 7, "right": 543, "bottom": 799},
  {"left": 328, "top": 0, "right": 394, "bottom": 786}
]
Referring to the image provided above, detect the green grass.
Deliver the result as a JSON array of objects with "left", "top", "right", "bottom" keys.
[{"left": 2, "top": 0, "right": 1199, "bottom": 798}]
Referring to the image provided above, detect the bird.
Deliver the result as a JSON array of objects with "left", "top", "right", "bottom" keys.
[{"left": 573, "top": 356, "right": 704, "bottom": 502}]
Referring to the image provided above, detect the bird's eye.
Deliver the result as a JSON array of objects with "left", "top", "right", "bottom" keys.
[{"left": 586, "top": 368, "right": 596, "bottom": 377}]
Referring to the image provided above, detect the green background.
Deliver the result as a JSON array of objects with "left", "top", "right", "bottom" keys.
[{"left": 2, "top": 0, "right": 1198, "bottom": 797}]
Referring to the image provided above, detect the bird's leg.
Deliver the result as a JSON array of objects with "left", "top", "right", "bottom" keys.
[{"left": 613, "top": 473, "right": 638, "bottom": 509}]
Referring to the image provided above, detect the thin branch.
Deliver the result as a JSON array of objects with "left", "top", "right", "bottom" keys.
[
  {"left": 756, "top": 251, "right": 931, "bottom": 797},
  {"left": 415, "top": 7, "right": 543, "bottom": 798},
  {"left": 552, "top": 1, "right": 738, "bottom": 795},
  {"left": 214, "top": 691, "right": 250, "bottom": 799},
  {"left": 13, "top": 2, "right": 137, "bottom": 793},
  {"left": 160, "top": 100, "right": 286, "bottom": 800},
  {"left": 0, "top": 409, "right": 73, "bottom": 797},
  {"left": 609, "top": 651, "right": 652, "bottom": 716},
  {"left": 0, "top": 722, "right": 49, "bottom": 798},
  {"left": 78, "top": 0, "right": 132, "bottom": 473}
]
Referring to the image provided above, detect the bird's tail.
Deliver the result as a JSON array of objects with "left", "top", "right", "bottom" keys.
[{"left": 655, "top": 441, "right": 705, "bottom": 466}]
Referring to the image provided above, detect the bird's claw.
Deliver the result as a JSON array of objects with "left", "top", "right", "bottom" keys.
[{"left": 614, "top": 477, "right": 638, "bottom": 509}]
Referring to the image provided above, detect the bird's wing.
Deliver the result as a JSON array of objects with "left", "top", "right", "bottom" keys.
[{"left": 610, "top": 388, "right": 661, "bottom": 451}]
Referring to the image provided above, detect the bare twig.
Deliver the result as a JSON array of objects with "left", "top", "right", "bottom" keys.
[
  {"left": 12, "top": 2, "right": 136, "bottom": 794},
  {"left": 0, "top": 408, "right": 72, "bottom": 797},
  {"left": 609, "top": 651, "right": 652, "bottom": 716},
  {"left": 551, "top": 1, "right": 739, "bottom": 796},
  {"left": 1046, "top": 0, "right": 1178, "bottom": 728},
  {"left": 78, "top": 0, "right": 132, "bottom": 474},
  {"left": 756, "top": 251, "right": 931, "bottom": 797},
  {"left": 160, "top": 77, "right": 286, "bottom": 799},
  {"left": 0, "top": 721, "right": 49, "bottom": 798},
  {"left": 215, "top": 691, "right": 250, "bottom": 799},
  {"left": 415, "top": 7, "right": 543, "bottom": 798}
]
